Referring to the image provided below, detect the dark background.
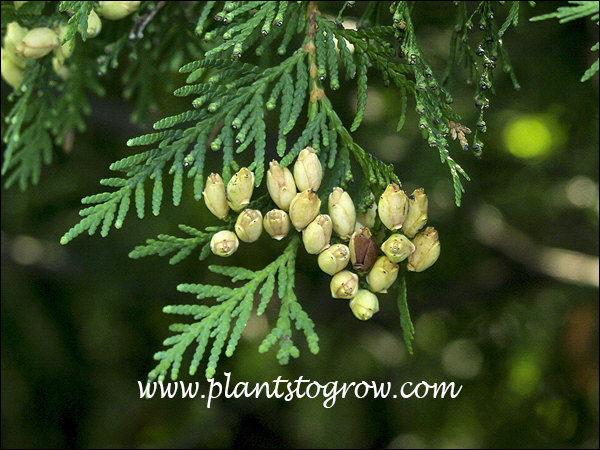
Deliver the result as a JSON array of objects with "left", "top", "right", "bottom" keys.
[{"left": 2, "top": 2, "right": 598, "bottom": 448}]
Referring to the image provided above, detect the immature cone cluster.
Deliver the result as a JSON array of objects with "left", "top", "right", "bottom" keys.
[
  {"left": 320, "top": 183, "right": 439, "bottom": 321},
  {"left": 204, "top": 147, "right": 324, "bottom": 258},
  {"left": 377, "top": 184, "right": 440, "bottom": 271},
  {"left": 1, "top": 22, "right": 58, "bottom": 88},
  {"left": 203, "top": 167, "right": 259, "bottom": 258},
  {"left": 201, "top": 147, "right": 440, "bottom": 323},
  {"left": 286, "top": 148, "right": 324, "bottom": 239},
  {"left": 1, "top": 2, "right": 140, "bottom": 89}
]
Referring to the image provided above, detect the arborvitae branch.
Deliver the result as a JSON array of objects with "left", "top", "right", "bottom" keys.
[
  {"left": 149, "top": 236, "right": 317, "bottom": 380},
  {"left": 2, "top": 1, "right": 534, "bottom": 380},
  {"left": 396, "top": 271, "right": 414, "bottom": 354},
  {"left": 129, "top": 224, "right": 229, "bottom": 265}
]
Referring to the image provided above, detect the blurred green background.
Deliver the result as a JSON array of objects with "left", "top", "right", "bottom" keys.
[{"left": 2, "top": 2, "right": 598, "bottom": 448}]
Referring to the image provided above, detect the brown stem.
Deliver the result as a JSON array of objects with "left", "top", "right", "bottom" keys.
[{"left": 303, "top": 1, "right": 325, "bottom": 103}]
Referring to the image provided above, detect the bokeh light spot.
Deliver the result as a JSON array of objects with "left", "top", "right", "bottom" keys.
[
  {"left": 10, "top": 235, "right": 43, "bottom": 265},
  {"left": 415, "top": 313, "right": 448, "bottom": 353},
  {"left": 566, "top": 176, "right": 598, "bottom": 208},
  {"left": 508, "top": 354, "right": 541, "bottom": 396},
  {"left": 503, "top": 115, "right": 561, "bottom": 159},
  {"left": 441, "top": 339, "right": 483, "bottom": 379}
]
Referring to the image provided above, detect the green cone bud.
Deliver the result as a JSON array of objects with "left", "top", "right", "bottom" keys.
[
  {"left": 349, "top": 290, "right": 379, "bottom": 320},
  {"left": 226, "top": 167, "right": 255, "bottom": 212},
  {"left": 1, "top": 48, "right": 25, "bottom": 88},
  {"left": 349, "top": 226, "right": 378, "bottom": 273},
  {"left": 380, "top": 233, "right": 415, "bottom": 263},
  {"left": 302, "top": 214, "right": 332, "bottom": 254},
  {"left": 289, "top": 189, "right": 321, "bottom": 231},
  {"left": 267, "top": 160, "right": 296, "bottom": 211},
  {"left": 55, "top": 23, "right": 74, "bottom": 62},
  {"left": 4, "top": 22, "right": 28, "bottom": 64},
  {"left": 330, "top": 270, "right": 359, "bottom": 299},
  {"left": 378, "top": 183, "right": 409, "bottom": 230},
  {"left": 357, "top": 192, "right": 377, "bottom": 229},
  {"left": 293, "top": 146, "right": 322, "bottom": 191},
  {"left": 407, "top": 227, "right": 441, "bottom": 272},
  {"left": 263, "top": 209, "right": 291, "bottom": 240},
  {"left": 403, "top": 188, "right": 428, "bottom": 238},
  {"left": 52, "top": 56, "right": 70, "bottom": 80},
  {"left": 16, "top": 27, "right": 59, "bottom": 59},
  {"left": 203, "top": 173, "right": 229, "bottom": 219},
  {"left": 14, "top": 2, "right": 28, "bottom": 9},
  {"left": 96, "top": 1, "right": 141, "bottom": 20},
  {"left": 86, "top": 10, "right": 103, "bottom": 38},
  {"left": 235, "top": 209, "right": 263, "bottom": 243},
  {"left": 317, "top": 243, "right": 350, "bottom": 275},
  {"left": 366, "top": 256, "right": 399, "bottom": 293},
  {"left": 210, "top": 230, "right": 239, "bottom": 257},
  {"left": 328, "top": 187, "right": 356, "bottom": 239}
]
